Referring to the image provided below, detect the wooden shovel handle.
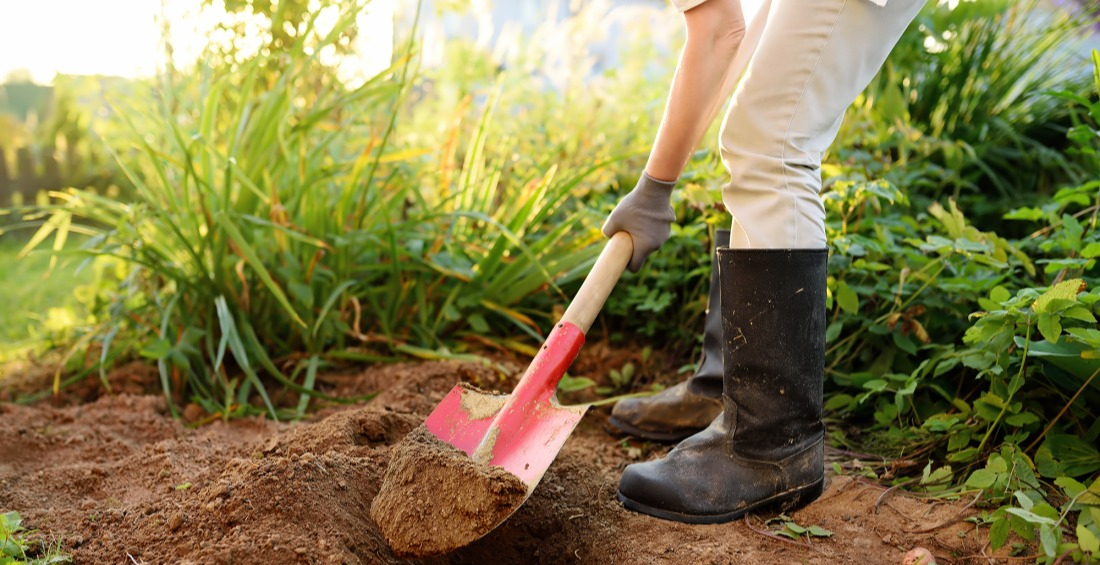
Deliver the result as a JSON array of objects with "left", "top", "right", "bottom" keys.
[{"left": 559, "top": 231, "right": 633, "bottom": 334}]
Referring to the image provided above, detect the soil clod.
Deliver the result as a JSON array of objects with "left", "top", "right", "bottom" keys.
[{"left": 369, "top": 425, "right": 527, "bottom": 557}]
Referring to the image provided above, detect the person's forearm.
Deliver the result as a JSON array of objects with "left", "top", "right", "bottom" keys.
[{"left": 645, "top": 1, "right": 746, "bottom": 182}]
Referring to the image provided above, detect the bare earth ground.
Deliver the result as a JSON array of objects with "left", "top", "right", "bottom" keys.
[{"left": 0, "top": 356, "right": 1004, "bottom": 564}]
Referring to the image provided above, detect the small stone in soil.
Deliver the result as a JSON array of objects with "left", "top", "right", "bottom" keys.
[{"left": 369, "top": 425, "right": 527, "bottom": 557}]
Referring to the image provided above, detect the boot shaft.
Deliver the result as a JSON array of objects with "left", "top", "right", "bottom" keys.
[
  {"left": 687, "top": 228, "right": 731, "bottom": 398},
  {"left": 717, "top": 248, "right": 827, "bottom": 458}
]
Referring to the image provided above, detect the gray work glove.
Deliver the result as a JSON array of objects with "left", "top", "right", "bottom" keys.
[{"left": 602, "top": 172, "right": 676, "bottom": 272}]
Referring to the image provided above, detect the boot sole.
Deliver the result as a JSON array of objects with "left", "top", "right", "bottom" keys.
[
  {"left": 616, "top": 476, "right": 825, "bottom": 525},
  {"left": 607, "top": 416, "right": 702, "bottom": 443}
]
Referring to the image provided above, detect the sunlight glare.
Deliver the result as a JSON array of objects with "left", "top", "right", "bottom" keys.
[{"left": 0, "top": 0, "right": 394, "bottom": 85}]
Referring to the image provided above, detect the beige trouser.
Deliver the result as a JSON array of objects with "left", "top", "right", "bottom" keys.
[{"left": 715, "top": 0, "right": 925, "bottom": 249}]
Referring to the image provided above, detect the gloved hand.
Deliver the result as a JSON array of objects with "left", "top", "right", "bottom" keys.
[{"left": 602, "top": 172, "right": 677, "bottom": 272}]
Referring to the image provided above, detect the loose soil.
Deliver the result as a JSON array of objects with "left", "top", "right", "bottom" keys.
[
  {"left": 0, "top": 358, "right": 1007, "bottom": 564},
  {"left": 370, "top": 425, "right": 527, "bottom": 557}
]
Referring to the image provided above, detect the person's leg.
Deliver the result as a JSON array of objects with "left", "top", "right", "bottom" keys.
[
  {"left": 720, "top": 0, "right": 925, "bottom": 249},
  {"left": 617, "top": 0, "right": 924, "bottom": 523},
  {"left": 606, "top": 0, "right": 773, "bottom": 442}
]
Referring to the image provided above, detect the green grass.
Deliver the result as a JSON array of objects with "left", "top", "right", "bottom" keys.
[{"left": 0, "top": 239, "right": 93, "bottom": 364}]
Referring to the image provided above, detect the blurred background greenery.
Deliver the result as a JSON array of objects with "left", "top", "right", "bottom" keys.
[{"left": 2, "top": 0, "right": 1100, "bottom": 558}]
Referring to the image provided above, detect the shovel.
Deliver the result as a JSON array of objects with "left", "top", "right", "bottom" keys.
[{"left": 425, "top": 230, "right": 632, "bottom": 494}]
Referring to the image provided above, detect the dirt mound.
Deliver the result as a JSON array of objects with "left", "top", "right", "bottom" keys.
[
  {"left": 0, "top": 360, "right": 995, "bottom": 564},
  {"left": 370, "top": 425, "right": 527, "bottom": 557}
]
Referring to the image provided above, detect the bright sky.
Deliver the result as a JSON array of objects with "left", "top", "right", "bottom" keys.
[
  {"left": 0, "top": 1, "right": 162, "bottom": 82},
  {"left": 0, "top": 0, "right": 395, "bottom": 85},
  {"left": 0, "top": 0, "right": 768, "bottom": 86}
]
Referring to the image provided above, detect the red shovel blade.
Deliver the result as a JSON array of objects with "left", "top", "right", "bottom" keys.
[{"left": 424, "top": 321, "right": 588, "bottom": 489}]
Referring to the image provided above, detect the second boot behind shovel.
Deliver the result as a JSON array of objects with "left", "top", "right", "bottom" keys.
[{"left": 608, "top": 229, "right": 728, "bottom": 441}]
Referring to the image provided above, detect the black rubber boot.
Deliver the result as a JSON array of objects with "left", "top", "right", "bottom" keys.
[
  {"left": 609, "top": 230, "right": 729, "bottom": 441},
  {"left": 617, "top": 248, "right": 827, "bottom": 524}
]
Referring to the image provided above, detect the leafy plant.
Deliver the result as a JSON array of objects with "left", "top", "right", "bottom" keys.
[
  {"left": 0, "top": 512, "right": 70, "bottom": 565},
  {"left": 765, "top": 514, "right": 834, "bottom": 542},
  {"left": 863, "top": 0, "right": 1096, "bottom": 214},
  {"left": 823, "top": 50, "right": 1100, "bottom": 563}
]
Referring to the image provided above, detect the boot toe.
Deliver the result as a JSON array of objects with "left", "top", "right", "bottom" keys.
[
  {"left": 616, "top": 423, "right": 825, "bottom": 524},
  {"left": 617, "top": 459, "right": 698, "bottom": 518}
]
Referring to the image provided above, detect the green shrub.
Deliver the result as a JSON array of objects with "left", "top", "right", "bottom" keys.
[
  {"left": 825, "top": 50, "right": 1100, "bottom": 564},
  {"left": 858, "top": 0, "right": 1096, "bottom": 225},
  {"left": 22, "top": 4, "right": 606, "bottom": 418}
]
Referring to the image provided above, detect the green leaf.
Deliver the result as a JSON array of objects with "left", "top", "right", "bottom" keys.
[
  {"left": 990, "top": 286, "right": 1011, "bottom": 303},
  {"left": 215, "top": 212, "right": 306, "bottom": 328},
  {"left": 775, "top": 528, "right": 799, "bottom": 540},
  {"left": 948, "top": 429, "right": 972, "bottom": 451},
  {"left": 1, "top": 511, "right": 22, "bottom": 534},
  {"left": 892, "top": 331, "right": 917, "bottom": 355},
  {"left": 558, "top": 375, "right": 596, "bottom": 393},
  {"left": 836, "top": 281, "right": 859, "bottom": 314},
  {"left": 140, "top": 338, "right": 173, "bottom": 360},
  {"left": 807, "top": 525, "right": 833, "bottom": 537},
  {"left": 287, "top": 281, "right": 314, "bottom": 310},
  {"left": 966, "top": 468, "right": 999, "bottom": 489},
  {"left": 1062, "top": 305, "right": 1096, "bottom": 323},
  {"left": 1005, "top": 412, "right": 1039, "bottom": 427},
  {"left": 948, "top": 447, "right": 980, "bottom": 463},
  {"left": 924, "top": 414, "right": 960, "bottom": 432},
  {"left": 1014, "top": 490, "right": 1035, "bottom": 511},
  {"left": 1004, "top": 507, "right": 1058, "bottom": 527},
  {"left": 1010, "top": 512, "right": 1036, "bottom": 541},
  {"left": 1079, "top": 524, "right": 1100, "bottom": 555},
  {"left": 1037, "top": 313, "right": 1062, "bottom": 344},
  {"left": 1082, "top": 242, "right": 1100, "bottom": 258},
  {"left": 1036, "top": 434, "right": 1100, "bottom": 478},
  {"left": 825, "top": 321, "right": 844, "bottom": 343},
  {"left": 1039, "top": 525, "right": 1059, "bottom": 557},
  {"left": 1004, "top": 207, "right": 1045, "bottom": 221},
  {"left": 295, "top": 355, "right": 320, "bottom": 419},
  {"left": 214, "top": 296, "right": 276, "bottom": 420},
  {"left": 1063, "top": 214, "right": 1084, "bottom": 250},
  {"left": 1033, "top": 279, "right": 1084, "bottom": 314},
  {"left": 1065, "top": 327, "right": 1100, "bottom": 345},
  {"left": 974, "top": 392, "right": 1006, "bottom": 422},
  {"left": 862, "top": 379, "right": 889, "bottom": 393},
  {"left": 1054, "top": 476, "right": 1089, "bottom": 502},
  {"left": 990, "top": 515, "right": 1010, "bottom": 550},
  {"left": 468, "top": 313, "right": 490, "bottom": 334},
  {"left": 824, "top": 394, "right": 854, "bottom": 412},
  {"left": 921, "top": 464, "right": 953, "bottom": 486}
]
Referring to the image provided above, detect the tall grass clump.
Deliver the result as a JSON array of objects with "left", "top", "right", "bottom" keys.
[
  {"left": 22, "top": 2, "right": 608, "bottom": 418},
  {"left": 857, "top": 0, "right": 1096, "bottom": 225}
]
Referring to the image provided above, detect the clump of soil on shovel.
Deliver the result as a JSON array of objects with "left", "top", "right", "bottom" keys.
[{"left": 369, "top": 425, "right": 527, "bottom": 557}]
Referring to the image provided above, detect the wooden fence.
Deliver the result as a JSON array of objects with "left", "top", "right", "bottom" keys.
[{"left": 0, "top": 142, "right": 61, "bottom": 209}]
